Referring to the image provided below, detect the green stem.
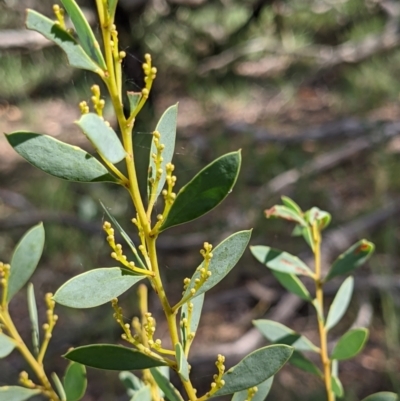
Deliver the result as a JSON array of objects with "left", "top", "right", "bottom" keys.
[{"left": 312, "top": 223, "right": 334, "bottom": 401}]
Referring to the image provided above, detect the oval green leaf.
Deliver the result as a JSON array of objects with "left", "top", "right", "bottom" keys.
[
  {"left": 65, "top": 344, "right": 167, "bottom": 370},
  {"left": 26, "top": 10, "right": 100, "bottom": 72},
  {"left": 60, "top": 0, "right": 106, "bottom": 68},
  {"left": 8, "top": 223, "right": 45, "bottom": 302},
  {"left": 362, "top": 393, "right": 399, "bottom": 401},
  {"left": 331, "top": 328, "right": 369, "bottom": 361},
  {"left": 0, "top": 386, "right": 41, "bottom": 401},
  {"left": 231, "top": 377, "right": 273, "bottom": 401},
  {"left": 27, "top": 283, "right": 40, "bottom": 356},
  {"left": 0, "top": 333, "right": 15, "bottom": 358},
  {"left": 64, "top": 362, "right": 87, "bottom": 401},
  {"left": 77, "top": 114, "right": 126, "bottom": 164},
  {"left": 150, "top": 368, "right": 184, "bottom": 401},
  {"left": 6, "top": 132, "right": 118, "bottom": 183},
  {"left": 271, "top": 271, "right": 311, "bottom": 301},
  {"left": 100, "top": 201, "right": 146, "bottom": 269},
  {"left": 325, "top": 276, "right": 354, "bottom": 331},
  {"left": 160, "top": 151, "right": 241, "bottom": 231},
  {"left": 213, "top": 345, "right": 293, "bottom": 397},
  {"left": 53, "top": 267, "right": 146, "bottom": 308},
  {"left": 184, "top": 230, "right": 252, "bottom": 299},
  {"left": 149, "top": 104, "right": 178, "bottom": 200},
  {"left": 253, "top": 320, "right": 319, "bottom": 352},
  {"left": 250, "top": 245, "right": 314, "bottom": 277},
  {"left": 325, "top": 240, "right": 375, "bottom": 282},
  {"left": 175, "top": 343, "right": 189, "bottom": 382}
]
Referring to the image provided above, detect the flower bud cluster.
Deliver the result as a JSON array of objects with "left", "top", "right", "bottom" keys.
[
  {"left": 0, "top": 262, "right": 10, "bottom": 292},
  {"left": 79, "top": 101, "right": 89, "bottom": 114},
  {"left": 43, "top": 293, "right": 58, "bottom": 341},
  {"left": 162, "top": 163, "right": 177, "bottom": 206},
  {"left": 245, "top": 386, "right": 259, "bottom": 401},
  {"left": 19, "top": 371, "right": 36, "bottom": 389},
  {"left": 142, "top": 54, "right": 157, "bottom": 99},
  {"left": 149, "top": 131, "right": 165, "bottom": 196},
  {"left": 205, "top": 354, "right": 226, "bottom": 397},
  {"left": 103, "top": 221, "right": 137, "bottom": 271},
  {"left": 91, "top": 85, "right": 105, "bottom": 116},
  {"left": 53, "top": 5, "right": 66, "bottom": 30}
]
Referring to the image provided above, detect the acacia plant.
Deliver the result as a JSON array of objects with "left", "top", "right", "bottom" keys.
[
  {"left": 1, "top": 1, "right": 293, "bottom": 400},
  {"left": 251, "top": 197, "right": 398, "bottom": 401}
]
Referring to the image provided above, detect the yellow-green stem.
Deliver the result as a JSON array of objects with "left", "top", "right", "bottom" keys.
[
  {"left": 0, "top": 310, "right": 60, "bottom": 401},
  {"left": 313, "top": 223, "right": 334, "bottom": 401},
  {"left": 147, "top": 238, "right": 198, "bottom": 401}
]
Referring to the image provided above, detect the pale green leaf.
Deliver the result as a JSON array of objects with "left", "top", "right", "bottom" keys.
[
  {"left": 184, "top": 230, "right": 251, "bottom": 299},
  {"left": 0, "top": 333, "right": 15, "bottom": 358},
  {"left": 6, "top": 132, "right": 118, "bottom": 183},
  {"left": 60, "top": 0, "right": 106, "bottom": 68},
  {"left": 131, "top": 386, "right": 152, "bottom": 401},
  {"left": 213, "top": 345, "right": 293, "bottom": 397},
  {"left": 0, "top": 386, "right": 41, "bottom": 401},
  {"left": 8, "top": 223, "right": 45, "bottom": 301},
  {"left": 26, "top": 10, "right": 100, "bottom": 72},
  {"left": 27, "top": 283, "right": 40, "bottom": 356},
  {"left": 325, "top": 276, "right": 354, "bottom": 331},
  {"left": 250, "top": 246, "right": 314, "bottom": 277},
  {"left": 53, "top": 268, "right": 145, "bottom": 308},
  {"left": 149, "top": 104, "right": 178, "bottom": 200},
  {"left": 77, "top": 113, "right": 126, "bottom": 164},
  {"left": 253, "top": 320, "right": 319, "bottom": 352}
]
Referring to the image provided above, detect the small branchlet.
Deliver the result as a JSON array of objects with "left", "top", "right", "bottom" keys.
[
  {"left": 103, "top": 221, "right": 152, "bottom": 276},
  {"left": 201, "top": 354, "right": 226, "bottom": 400},
  {"left": 37, "top": 293, "right": 58, "bottom": 365},
  {"left": 127, "top": 54, "right": 157, "bottom": 123}
]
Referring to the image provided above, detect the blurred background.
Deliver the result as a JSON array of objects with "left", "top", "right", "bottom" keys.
[{"left": 1, "top": 0, "right": 400, "bottom": 399}]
